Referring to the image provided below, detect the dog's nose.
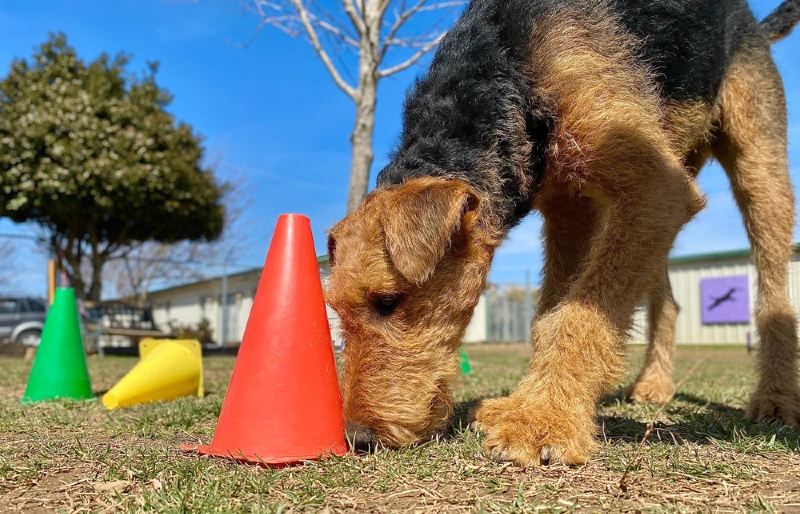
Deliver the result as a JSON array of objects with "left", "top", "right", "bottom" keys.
[{"left": 345, "top": 420, "right": 376, "bottom": 452}]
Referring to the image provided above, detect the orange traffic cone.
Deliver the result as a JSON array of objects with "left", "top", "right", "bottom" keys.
[{"left": 181, "top": 214, "right": 347, "bottom": 465}]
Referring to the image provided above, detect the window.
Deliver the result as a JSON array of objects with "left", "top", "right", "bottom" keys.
[
  {"left": 0, "top": 300, "right": 18, "bottom": 314},
  {"left": 22, "top": 299, "right": 46, "bottom": 313}
]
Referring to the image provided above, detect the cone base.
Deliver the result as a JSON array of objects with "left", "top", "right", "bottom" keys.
[
  {"left": 179, "top": 443, "right": 348, "bottom": 466},
  {"left": 20, "top": 394, "right": 96, "bottom": 404}
]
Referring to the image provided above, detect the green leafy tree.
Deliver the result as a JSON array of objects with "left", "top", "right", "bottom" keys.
[{"left": 0, "top": 33, "right": 225, "bottom": 301}]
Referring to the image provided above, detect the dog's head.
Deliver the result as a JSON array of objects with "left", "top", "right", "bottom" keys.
[{"left": 326, "top": 177, "right": 493, "bottom": 450}]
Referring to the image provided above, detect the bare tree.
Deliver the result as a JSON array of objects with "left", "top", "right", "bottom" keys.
[
  {"left": 104, "top": 242, "right": 209, "bottom": 305},
  {"left": 104, "top": 168, "right": 252, "bottom": 304},
  {"left": 247, "top": 0, "right": 464, "bottom": 213}
]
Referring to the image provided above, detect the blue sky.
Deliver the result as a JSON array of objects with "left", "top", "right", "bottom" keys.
[{"left": 0, "top": 0, "right": 798, "bottom": 297}]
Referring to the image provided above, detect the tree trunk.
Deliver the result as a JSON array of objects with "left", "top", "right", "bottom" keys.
[
  {"left": 62, "top": 250, "right": 88, "bottom": 301},
  {"left": 88, "top": 261, "right": 104, "bottom": 301},
  {"left": 58, "top": 239, "right": 107, "bottom": 301},
  {"left": 347, "top": 103, "right": 375, "bottom": 214},
  {"left": 346, "top": 13, "right": 381, "bottom": 215},
  {"left": 87, "top": 249, "right": 105, "bottom": 302},
  {"left": 346, "top": 81, "right": 377, "bottom": 213}
]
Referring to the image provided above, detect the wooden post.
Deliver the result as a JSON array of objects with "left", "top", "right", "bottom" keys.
[{"left": 47, "top": 258, "right": 56, "bottom": 306}]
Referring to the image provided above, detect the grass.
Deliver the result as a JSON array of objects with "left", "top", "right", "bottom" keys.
[{"left": 1, "top": 344, "right": 800, "bottom": 512}]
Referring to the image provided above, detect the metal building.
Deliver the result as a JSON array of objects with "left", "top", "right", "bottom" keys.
[
  {"left": 630, "top": 245, "right": 800, "bottom": 345},
  {"left": 147, "top": 255, "right": 334, "bottom": 346}
]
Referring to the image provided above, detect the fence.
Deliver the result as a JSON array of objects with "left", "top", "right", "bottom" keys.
[
  {"left": 0, "top": 231, "right": 268, "bottom": 348},
  {"left": 147, "top": 262, "right": 540, "bottom": 348},
  {"left": 0, "top": 229, "right": 776, "bottom": 350},
  {"left": 106, "top": 265, "right": 539, "bottom": 348},
  {"left": 483, "top": 284, "right": 538, "bottom": 343},
  {"left": 0, "top": 231, "right": 540, "bottom": 348},
  {"left": 482, "top": 288, "right": 649, "bottom": 345}
]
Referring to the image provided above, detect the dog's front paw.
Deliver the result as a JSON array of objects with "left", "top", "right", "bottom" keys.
[
  {"left": 474, "top": 395, "right": 597, "bottom": 466},
  {"left": 747, "top": 386, "right": 800, "bottom": 427},
  {"left": 626, "top": 376, "right": 673, "bottom": 405}
]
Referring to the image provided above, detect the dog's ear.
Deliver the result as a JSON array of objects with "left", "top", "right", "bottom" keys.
[{"left": 382, "top": 180, "right": 479, "bottom": 285}]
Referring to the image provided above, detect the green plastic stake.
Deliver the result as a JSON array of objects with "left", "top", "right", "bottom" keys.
[
  {"left": 459, "top": 348, "right": 471, "bottom": 374},
  {"left": 21, "top": 288, "right": 95, "bottom": 403}
]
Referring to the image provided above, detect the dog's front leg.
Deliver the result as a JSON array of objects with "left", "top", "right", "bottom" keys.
[{"left": 476, "top": 153, "right": 704, "bottom": 467}]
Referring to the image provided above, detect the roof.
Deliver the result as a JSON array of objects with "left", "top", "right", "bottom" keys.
[
  {"left": 669, "top": 243, "right": 800, "bottom": 265},
  {"left": 147, "top": 254, "right": 330, "bottom": 297},
  {"left": 146, "top": 244, "right": 800, "bottom": 297}
]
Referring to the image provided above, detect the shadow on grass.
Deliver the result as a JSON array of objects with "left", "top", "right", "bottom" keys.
[
  {"left": 602, "top": 390, "right": 800, "bottom": 449},
  {"left": 446, "top": 392, "right": 800, "bottom": 450},
  {"left": 448, "top": 398, "right": 481, "bottom": 434}
]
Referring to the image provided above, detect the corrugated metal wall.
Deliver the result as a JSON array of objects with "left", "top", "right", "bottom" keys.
[{"left": 630, "top": 253, "right": 800, "bottom": 345}]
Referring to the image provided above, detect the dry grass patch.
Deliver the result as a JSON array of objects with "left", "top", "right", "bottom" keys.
[{"left": 1, "top": 344, "right": 799, "bottom": 512}]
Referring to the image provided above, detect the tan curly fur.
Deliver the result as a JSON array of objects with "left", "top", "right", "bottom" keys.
[
  {"left": 327, "top": 2, "right": 800, "bottom": 467},
  {"left": 628, "top": 41, "right": 800, "bottom": 425}
]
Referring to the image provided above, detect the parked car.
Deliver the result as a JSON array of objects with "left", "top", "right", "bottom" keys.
[{"left": 0, "top": 297, "right": 47, "bottom": 346}]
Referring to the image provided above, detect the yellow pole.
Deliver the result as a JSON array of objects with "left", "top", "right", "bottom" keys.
[{"left": 47, "top": 259, "right": 55, "bottom": 305}]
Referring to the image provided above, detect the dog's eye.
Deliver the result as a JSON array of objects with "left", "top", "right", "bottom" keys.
[{"left": 372, "top": 293, "right": 402, "bottom": 317}]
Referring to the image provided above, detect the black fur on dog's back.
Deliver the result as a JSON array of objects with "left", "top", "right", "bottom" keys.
[
  {"left": 378, "top": 0, "right": 553, "bottom": 228},
  {"left": 376, "top": 0, "right": 795, "bottom": 229},
  {"left": 616, "top": 0, "right": 756, "bottom": 103}
]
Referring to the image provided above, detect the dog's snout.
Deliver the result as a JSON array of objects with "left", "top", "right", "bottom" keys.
[{"left": 345, "top": 420, "right": 376, "bottom": 452}]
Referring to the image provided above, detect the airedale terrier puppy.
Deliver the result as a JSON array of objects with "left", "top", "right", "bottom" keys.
[{"left": 325, "top": 0, "right": 800, "bottom": 466}]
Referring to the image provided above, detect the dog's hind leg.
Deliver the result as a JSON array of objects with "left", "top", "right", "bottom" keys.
[
  {"left": 626, "top": 265, "right": 678, "bottom": 404},
  {"left": 713, "top": 44, "right": 800, "bottom": 426},
  {"left": 627, "top": 129, "right": 714, "bottom": 405}
]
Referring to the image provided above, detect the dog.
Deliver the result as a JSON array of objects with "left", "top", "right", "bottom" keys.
[{"left": 325, "top": 0, "right": 800, "bottom": 466}]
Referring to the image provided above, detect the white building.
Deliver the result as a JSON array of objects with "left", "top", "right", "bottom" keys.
[
  {"left": 146, "top": 254, "right": 489, "bottom": 346},
  {"left": 147, "top": 256, "right": 336, "bottom": 345},
  {"left": 631, "top": 245, "right": 800, "bottom": 345},
  {"left": 145, "top": 244, "right": 798, "bottom": 347}
]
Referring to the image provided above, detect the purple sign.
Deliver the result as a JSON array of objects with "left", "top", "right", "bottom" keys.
[{"left": 701, "top": 275, "right": 750, "bottom": 324}]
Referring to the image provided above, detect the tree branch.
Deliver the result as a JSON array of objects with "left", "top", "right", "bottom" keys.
[
  {"left": 289, "top": 0, "right": 358, "bottom": 98},
  {"left": 309, "top": 0, "right": 361, "bottom": 46},
  {"left": 316, "top": 20, "right": 360, "bottom": 48},
  {"left": 384, "top": 34, "right": 444, "bottom": 48},
  {"left": 375, "top": 0, "right": 393, "bottom": 21},
  {"left": 380, "top": 0, "right": 428, "bottom": 61},
  {"left": 253, "top": 0, "right": 359, "bottom": 97},
  {"left": 101, "top": 221, "right": 133, "bottom": 258},
  {"left": 341, "top": 0, "right": 366, "bottom": 33},
  {"left": 253, "top": 1, "right": 360, "bottom": 48},
  {"left": 379, "top": 0, "right": 464, "bottom": 64},
  {"left": 378, "top": 31, "right": 445, "bottom": 77}
]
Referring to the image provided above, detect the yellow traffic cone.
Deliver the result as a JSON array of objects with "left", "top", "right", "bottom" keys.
[{"left": 102, "top": 339, "right": 203, "bottom": 410}]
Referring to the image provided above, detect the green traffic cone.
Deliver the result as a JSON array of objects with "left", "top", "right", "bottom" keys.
[
  {"left": 459, "top": 348, "right": 471, "bottom": 374},
  {"left": 21, "top": 288, "right": 94, "bottom": 403}
]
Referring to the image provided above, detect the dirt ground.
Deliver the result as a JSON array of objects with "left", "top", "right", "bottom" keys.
[{"left": 1, "top": 343, "right": 799, "bottom": 512}]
